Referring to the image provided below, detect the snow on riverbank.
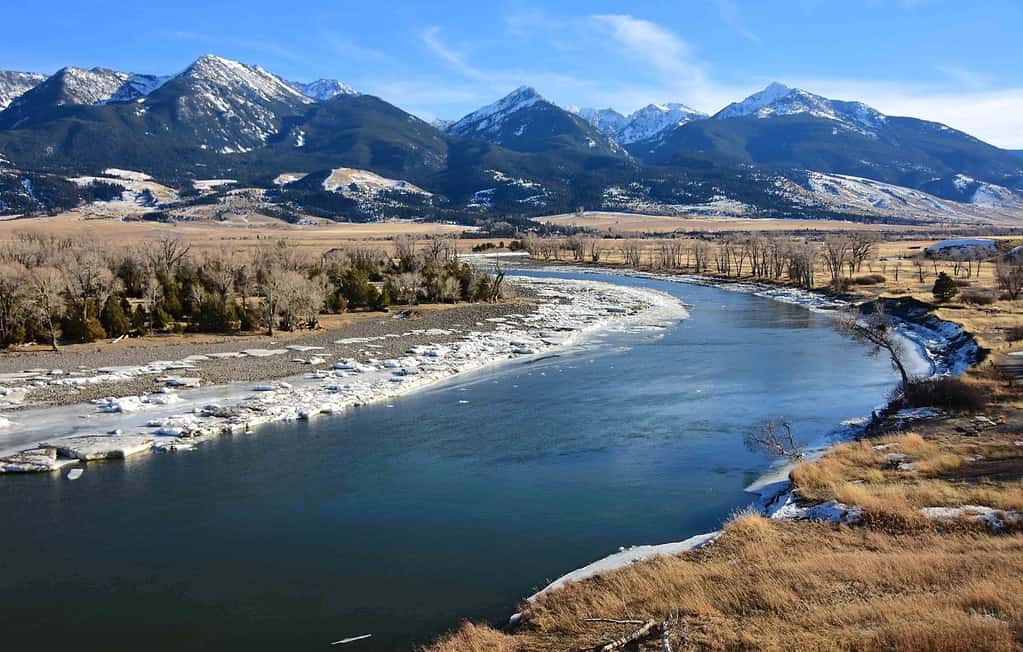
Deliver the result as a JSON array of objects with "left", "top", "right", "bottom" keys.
[
  {"left": 0, "top": 276, "right": 688, "bottom": 473},
  {"left": 513, "top": 263, "right": 982, "bottom": 604}
]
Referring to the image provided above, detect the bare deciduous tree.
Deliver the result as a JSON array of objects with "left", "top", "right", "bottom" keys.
[
  {"left": 996, "top": 258, "right": 1023, "bottom": 300},
  {"left": 28, "top": 266, "right": 65, "bottom": 352},
  {"left": 744, "top": 418, "right": 803, "bottom": 460},
  {"left": 840, "top": 303, "right": 913, "bottom": 389}
]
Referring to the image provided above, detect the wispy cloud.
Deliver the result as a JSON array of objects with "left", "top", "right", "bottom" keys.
[
  {"left": 420, "top": 27, "right": 491, "bottom": 83},
  {"left": 935, "top": 64, "right": 993, "bottom": 91},
  {"left": 590, "top": 14, "right": 703, "bottom": 84},
  {"left": 318, "top": 33, "right": 394, "bottom": 66},
  {"left": 715, "top": 0, "right": 762, "bottom": 44}
]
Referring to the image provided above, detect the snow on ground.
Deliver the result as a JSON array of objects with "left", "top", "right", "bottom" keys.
[
  {"left": 0, "top": 276, "right": 689, "bottom": 472},
  {"left": 924, "top": 238, "right": 997, "bottom": 255},
  {"left": 920, "top": 505, "right": 1022, "bottom": 532},
  {"left": 527, "top": 531, "right": 720, "bottom": 603},
  {"left": 508, "top": 264, "right": 983, "bottom": 602},
  {"left": 193, "top": 179, "right": 237, "bottom": 191},
  {"left": 273, "top": 172, "right": 308, "bottom": 186},
  {"left": 322, "top": 167, "right": 430, "bottom": 196},
  {"left": 777, "top": 172, "right": 1023, "bottom": 224}
]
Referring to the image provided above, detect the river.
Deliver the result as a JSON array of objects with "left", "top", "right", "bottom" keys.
[{"left": 0, "top": 271, "right": 899, "bottom": 650}]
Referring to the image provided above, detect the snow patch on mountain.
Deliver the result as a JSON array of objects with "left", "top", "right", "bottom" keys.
[
  {"left": 155, "top": 54, "right": 313, "bottom": 153},
  {"left": 105, "top": 74, "right": 171, "bottom": 103},
  {"left": 50, "top": 67, "right": 133, "bottom": 105},
  {"left": 290, "top": 78, "right": 357, "bottom": 101},
  {"left": 715, "top": 82, "right": 887, "bottom": 135},
  {"left": 447, "top": 86, "right": 543, "bottom": 137},
  {"left": 322, "top": 167, "right": 431, "bottom": 196},
  {"left": 572, "top": 103, "right": 706, "bottom": 144},
  {"left": 571, "top": 107, "right": 629, "bottom": 135},
  {"left": 617, "top": 103, "right": 706, "bottom": 143},
  {"left": 952, "top": 174, "right": 1023, "bottom": 209},
  {"left": 0, "top": 71, "right": 46, "bottom": 109},
  {"left": 778, "top": 171, "right": 1022, "bottom": 224}
]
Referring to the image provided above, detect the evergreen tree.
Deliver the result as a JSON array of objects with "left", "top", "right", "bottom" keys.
[
  {"left": 100, "top": 295, "right": 131, "bottom": 337},
  {"left": 932, "top": 272, "right": 957, "bottom": 302}
]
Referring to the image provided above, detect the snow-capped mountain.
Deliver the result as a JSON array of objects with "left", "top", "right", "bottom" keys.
[
  {"left": 1, "top": 55, "right": 1020, "bottom": 224},
  {"left": 42, "top": 67, "right": 143, "bottom": 105},
  {"left": 571, "top": 107, "right": 629, "bottom": 136},
  {"left": 105, "top": 74, "right": 170, "bottom": 103},
  {"left": 572, "top": 103, "right": 707, "bottom": 144},
  {"left": 714, "top": 82, "right": 792, "bottom": 119},
  {"left": 616, "top": 103, "right": 706, "bottom": 143},
  {"left": 0, "top": 66, "right": 171, "bottom": 130},
  {"left": 447, "top": 86, "right": 544, "bottom": 138},
  {"left": 0, "top": 71, "right": 46, "bottom": 110},
  {"left": 447, "top": 86, "right": 622, "bottom": 155},
  {"left": 144, "top": 54, "right": 312, "bottom": 153},
  {"left": 290, "top": 78, "right": 357, "bottom": 101},
  {"left": 714, "top": 82, "right": 886, "bottom": 134}
]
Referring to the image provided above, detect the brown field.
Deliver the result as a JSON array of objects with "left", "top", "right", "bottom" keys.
[
  {"left": 428, "top": 516, "right": 1023, "bottom": 651},
  {"left": 0, "top": 211, "right": 473, "bottom": 251},
  {"left": 540, "top": 211, "right": 971, "bottom": 234}
]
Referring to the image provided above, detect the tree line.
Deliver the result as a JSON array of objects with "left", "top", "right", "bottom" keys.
[{"left": 0, "top": 234, "right": 503, "bottom": 351}]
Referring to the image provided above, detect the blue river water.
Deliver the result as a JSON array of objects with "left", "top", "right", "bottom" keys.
[{"left": 0, "top": 271, "right": 896, "bottom": 650}]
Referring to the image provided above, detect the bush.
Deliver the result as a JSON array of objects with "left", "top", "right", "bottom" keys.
[
  {"left": 901, "top": 377, "right": 987, "bottom": 413},
  {"left": 932, "top": 272, "right": 957, "bottom": 302},
  {"left": 959, "top": 290, "right": 996, "bottom": 305},
  {"left": 1005, "top": 326, "right": 1023, "bottom": 342},
  {"left": 852, "top": 274, "right": 886, "bottom": 285}
]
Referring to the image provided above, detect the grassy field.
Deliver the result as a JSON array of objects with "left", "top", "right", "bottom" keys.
[
  {"left": 0, "top": 211, "right": 473, "bottom": 251},
  {"left": 540, "top": 211, "right": 956, "bottom": 234}
]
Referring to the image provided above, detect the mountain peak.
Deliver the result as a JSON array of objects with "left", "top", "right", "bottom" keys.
[
  {"left": 291, "top": 78, "right": 358, "bottom": 101},
  {"left": 713, "top": 82, "right": 887, "bottom": 134},
  {"left": 715, "top": 82, "right": 793, "bottom": 119},
  {"left": 178, "top": 54, "right": 310, "bottom": 105},
  {"left": 0, "top": 70, "right": 46, "bottom": 110},
  {"left": 447, "top": 86, "right": 548, "bottom": 138}
]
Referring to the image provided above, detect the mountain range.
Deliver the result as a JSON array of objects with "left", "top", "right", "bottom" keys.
[{"left": 0, "top": 54, "right": 1021, "bottom": 226}]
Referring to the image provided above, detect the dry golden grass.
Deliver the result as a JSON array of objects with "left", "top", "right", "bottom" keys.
[
  {"left": 0, "top": 211, "right": 473, "bottom": 253},
  {"left": 792, "top": 432, "right": 1023, "bottom": 530},
  {"left": 541, "top": 211, "right": 950, "bottom": 234},
  {"left": 422, "top": 515, "right": 1023, "bottom": 651},
  {"left": 424, "top": 621, "right": 522, "bottom": 652}
]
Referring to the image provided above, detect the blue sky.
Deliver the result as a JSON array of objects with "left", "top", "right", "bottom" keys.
[{"left": 4, "top": 0, "right": 1022, "bottom": 146}]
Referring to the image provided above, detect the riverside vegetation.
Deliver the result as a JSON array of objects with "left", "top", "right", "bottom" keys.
[
  {"left": 424, "top": 231, "right": 1023, "bottom": 652},
  {"left": 0, "top": 233, "right": 505, "bottom": 351}
]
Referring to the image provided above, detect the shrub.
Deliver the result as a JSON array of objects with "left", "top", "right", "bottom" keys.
[
  {"left": 901, "top": 377, "right": 987, "bottom": 413},
  {"left": 959, "top": 290, "right": 997, "bottom": 305},
  {"left": 99, "top": 295, "right": 131, "bottom": 337},
  {"left": 852, "top": 274, "right": 886, "bottom": 285},
  {"left": 932, "top": 272, "right": 957, "bottom": 302},
  {"left": 1005, "top": 326, "right": 1023, "bottom": 342}
]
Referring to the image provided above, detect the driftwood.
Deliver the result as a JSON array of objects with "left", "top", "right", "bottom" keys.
[
  {"left": 330, "top": 633, "right": 372, "bottom": 646},
  {"left": 587, "top": 619, "right": 658, "bottom": 651}
]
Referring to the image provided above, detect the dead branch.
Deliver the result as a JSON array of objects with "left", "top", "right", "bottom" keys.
[
  {"left": 588, "top": 619, "right": 659, "bottom": 652},
  {"left": 744, "top": 418, "right": 804, "bottom": 460}
]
